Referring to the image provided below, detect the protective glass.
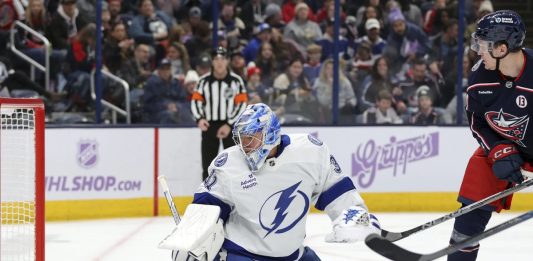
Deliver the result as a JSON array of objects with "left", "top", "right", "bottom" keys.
[{"left": 470, "top": 33, "right": 494, "bottom": 54}]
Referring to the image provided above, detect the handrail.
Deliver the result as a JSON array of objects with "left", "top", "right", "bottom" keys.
[
  {"left": 10, "top": 21, "right": 51, "bottom": 91},
  {"left": 90, "top": 70, "right": 131, "bottom": 124}
]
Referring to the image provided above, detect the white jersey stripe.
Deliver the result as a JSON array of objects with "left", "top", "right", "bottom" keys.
[{"left": 205, "top": 81, "right": 212, "bottom": 120}]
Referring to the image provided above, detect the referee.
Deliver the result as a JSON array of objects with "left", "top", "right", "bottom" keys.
[{"left": 191, "top": 47, "right": 248, "bottom": 180}]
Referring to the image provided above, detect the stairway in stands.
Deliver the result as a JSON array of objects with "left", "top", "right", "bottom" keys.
[{"left": 492, "top": 0, "right": 533, "bottom": 47}]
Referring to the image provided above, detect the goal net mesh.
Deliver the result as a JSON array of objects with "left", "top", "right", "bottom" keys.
[{"left": 1, "top": 106, "right": 37, "bottom": 261}]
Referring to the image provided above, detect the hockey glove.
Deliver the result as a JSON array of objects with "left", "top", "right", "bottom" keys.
[
  {"left": 489, "top": 142, "right": 524, "bottom": 184},
  {"left": 521, "top": 162, "right": 533, "bottom": 179},
  {"left": 325, "top": 206, "right": 381, "bottom": 243}
]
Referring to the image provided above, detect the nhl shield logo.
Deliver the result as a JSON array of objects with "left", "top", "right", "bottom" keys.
[{"left": 77, "top": 140, "right": 98, "bottom": 168}]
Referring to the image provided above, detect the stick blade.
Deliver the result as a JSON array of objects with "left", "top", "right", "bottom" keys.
[
  {"left": 381, "top": 229, "right": 404, "bottom": 242},
  {"left": 365, "top": 234, "right": 423, "bottom": 261}
]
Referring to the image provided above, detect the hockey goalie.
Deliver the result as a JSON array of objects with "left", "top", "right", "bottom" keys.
[{"left": 159, "top": 103, "right": 380, "bottom": 260}]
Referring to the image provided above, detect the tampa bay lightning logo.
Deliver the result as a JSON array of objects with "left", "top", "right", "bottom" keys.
[
  {"left": 204, "top": 170, "right": 217, "bottom": 191},
  {"left": 214, "top": 152, "right": 228, "bottom": 167},
  {"left": 485, "top": 109, "right": 529, "bottom": 147},
  {"left": 259, "top": 181, "right": 309, "bottom": 238},
  {"left": 330, "top": 155, "right": 341, "bottom": 174},
  {"left": 307, "top": 134, "right": 323, "bottom": 146}
]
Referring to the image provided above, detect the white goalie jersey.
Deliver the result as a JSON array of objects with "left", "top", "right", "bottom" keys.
[{"left": 192, "top": 134, "right": 366, "bottom": 259}]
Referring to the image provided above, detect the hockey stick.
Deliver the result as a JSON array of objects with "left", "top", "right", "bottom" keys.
[
  {"left": 366, "top": 210, "right": 533, "bottom": 261},
  {"left": 158, "top": 175, "right": 181, "bottom": 225},
  {"left": 380, "top": 178, "right": 533, "bottom": 242}
]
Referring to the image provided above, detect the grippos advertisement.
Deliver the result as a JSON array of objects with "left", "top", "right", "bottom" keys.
[
  {"left": 284, "top": 126, "right": 480, "bottom": 192},
  {"left": 45, "top": 128, "right": 154, "bottom": 200}
]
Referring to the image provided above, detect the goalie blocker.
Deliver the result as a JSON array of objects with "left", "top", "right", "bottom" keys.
[{"left": 159, "top": 204, "right": 224, "bottom": 261}]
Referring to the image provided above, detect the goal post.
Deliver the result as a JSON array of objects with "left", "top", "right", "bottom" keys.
[{"left": 0, "top": 98, "right": 45, "bottom": 261}]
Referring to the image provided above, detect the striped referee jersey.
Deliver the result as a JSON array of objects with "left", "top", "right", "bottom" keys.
[{"left": 191, "top": 71, "right": 248, "bottom": 124}]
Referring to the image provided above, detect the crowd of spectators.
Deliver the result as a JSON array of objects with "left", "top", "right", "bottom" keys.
[{"left": 0, "top": 0, "right": 495, "bottom": 125}]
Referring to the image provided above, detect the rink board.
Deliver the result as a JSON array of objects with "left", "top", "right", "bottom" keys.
[{"left": 42, "top": 127, "right": 533, "bottom": 220}]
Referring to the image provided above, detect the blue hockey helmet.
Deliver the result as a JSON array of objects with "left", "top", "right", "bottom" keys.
[
  {"left": 471, "top": 10, "right": 525, "bottom": 53},
  {"left": 232, "top": 103, "right": 281, "bottom": 172}
]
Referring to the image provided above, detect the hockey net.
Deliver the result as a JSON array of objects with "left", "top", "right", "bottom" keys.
[{"left": 0, "top": 98, "right": 45, "bottom": 261}]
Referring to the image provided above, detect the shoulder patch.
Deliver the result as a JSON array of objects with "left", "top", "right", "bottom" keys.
[
  {"left": 330, "top": 155, "right": 342, "bottom": 174},
  {"left": 214, "top": 152, "right": 228, "bottom": 167},
  {"left": 204, "top": 170, "right": 217, "bottom": 191},
  {"left": 308, "top": 134, "right": 323, "bottom": 146},
  {"left": 471, "top": 59, "right": 482, "bottom": 72}
]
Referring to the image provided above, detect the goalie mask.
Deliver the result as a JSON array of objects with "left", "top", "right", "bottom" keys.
[{"left": 232, "top": 103, "right": 281, "bottom": 172}]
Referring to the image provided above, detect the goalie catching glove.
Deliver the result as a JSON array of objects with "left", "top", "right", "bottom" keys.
[
  {"left": 325, "top": 206, "right": 381, "bottom": 243},
  {"left": 159, "top": 204, "right": 224, "bottom": 261}
]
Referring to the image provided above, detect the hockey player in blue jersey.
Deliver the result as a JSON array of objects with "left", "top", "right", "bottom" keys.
[
  {"left": 448, "top": 10, "right": 533, "bottom": 261},
  {"left": 160, "top": 103, "right": 380, "bottom": 260}
]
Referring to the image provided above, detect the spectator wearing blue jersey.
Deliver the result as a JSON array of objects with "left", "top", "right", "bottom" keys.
[
  {"left": 303, "top": 43, "right": 322, "bottom": 85},
  {"left": 352, "top": 18, "right": 387, "bottom": 59},
  {"left": 242, "top": 23, "right": 272, "bottom": 64},
  {"left": 315, "top": 18, "right": 349, "bottom": 62}
]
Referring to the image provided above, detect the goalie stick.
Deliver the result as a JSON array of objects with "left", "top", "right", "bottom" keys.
[
  {"left": 380, "top": 178, "right": 533, "bottom": 242},
  {"left": 158, "top": 175, "right": 181, "bottom": 225},
  {"left": 365, "top": 210, "right": 533, "bottom": 261}
]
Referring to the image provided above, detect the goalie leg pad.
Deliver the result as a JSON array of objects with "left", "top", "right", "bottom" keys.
[
  {"left": 299, "top": 247, "right": 321, "bottom": 261},
  {"left": 160, "top": 204, "right": 225, "bottom": 261}
]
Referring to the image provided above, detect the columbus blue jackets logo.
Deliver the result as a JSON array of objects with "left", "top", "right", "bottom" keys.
[
  {"left": 307, "top": 134, "right": 323, "bottom": 146},
  {"left": 214, "top": 152, "right": 228, "bottom": 167},
  {"left": 259, "top": 181, "right": 309, "bottom": 238},
  {"left": 485, "top": 109, "right": 529, "bottom": 147}
]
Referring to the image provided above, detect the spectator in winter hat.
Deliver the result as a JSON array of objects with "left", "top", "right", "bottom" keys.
[
  {"left": 264, "top": 3, "right": 284, "bottom": 29},
  {"left": 410, "top": 85, "right": 446, "bottom": 125},
  {"left": 187, "top": 6, "right": 204, "bottom": 30},
  {"left": 282, "top": 0, "right": 316, "bottom": 24},
  {"left": 246, "top": 66, "right": 267, "bottom": 104},
  {"left": 388, "top": 7, "right": 405, "bottom": 25},
  {"left": 189, "top": 6, "right": 202, "bottom": 18},
  {"left": 383, "top": 7, "right": 430, "bottom": 75},
  {"left": 184, "top": 69, "right": 199, "bottom": 100},
  {"left": 266, "top": 3, "right": 281, "bottom": 20},
  {"left": 283, "top": 2, "right": 322, "bottom": 48}
]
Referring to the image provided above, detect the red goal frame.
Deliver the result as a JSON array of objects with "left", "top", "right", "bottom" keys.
[{"left": 0, "top": 97, "right": 45, "bottom": 261}]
